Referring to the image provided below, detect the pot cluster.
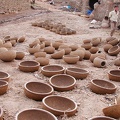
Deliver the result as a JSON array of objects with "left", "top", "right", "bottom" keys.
[{"left": 32, "top": 20, "right": 76, "bottom": 35}]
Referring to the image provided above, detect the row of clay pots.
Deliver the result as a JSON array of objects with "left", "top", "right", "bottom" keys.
[{"left": 32, "top": 20, "right": 76, "bottom": 35}]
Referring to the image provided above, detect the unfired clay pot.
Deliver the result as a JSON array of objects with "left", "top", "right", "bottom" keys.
[
  {"left": 58, "top": 47, "right": 71, "bottom": 55},
  {"left": 84, "top": 50, "right": 91, "bottom": 60},
  {"left": 28, "top": 44, "right": 40, "bottom": 54},
  {"left": 52, "top": 42, "right": 63, "bottom": 50},
  {"left": 83, "top": 39, "right": 91, "bottom": 44},
  {"left": 103, "top": 44, "right": 113, "bottom": 53},
  {"left": 29, "top": 39, "right": 40, "bottom": 48},
  {"left": 114, "top": 58, "right": 120, "bottom": 66},
  {"left": 0, "top": 80, "right": 8, "bottom": 95},
  {"left": 106, "top": 36, "right": 116, "bottom": 42},
  {"left": 15, "top": 52, "right": 25, "bottom": 60},
  {"left": 0, "top": 47, "right": 8, "bottom": 53},
  {"left": 89, "top": 47, "right": 99, "bottom": 54},
  {"left": 91, "top": 37, "right": 101, "bottom": 46},
  {"left": 18, "top": 37, "right": 25, "bottom": 43},
  {"left": 2, "top": 42, "right": 12, "bottom": 49},
  {"left": 81, "top": 43, "right": 92, "bottom": 50},
  {"left": 35, "top": 57, "right": 49, "bottom": 66},
  {"left": 44, "top": 40, "right": 51, "bottom": 47},
  {"left": 108, "top": 46, "right": 120, "bottom": 56},
  {"left": 34, "top": 52, "right": 46, "bottom": 58},
  {"left": 108, "top": 38, "right": 119, "bottom": 46},
  {"left": 44, "top": 47, "right": 55, "bottom": 54},
  {"left": 0, "top": 71, "right": 10, "bottom": 81}
]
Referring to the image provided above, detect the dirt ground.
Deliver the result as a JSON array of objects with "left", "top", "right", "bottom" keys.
[{"left": 0, "top": 1, "right": 120, "bottom": 120}]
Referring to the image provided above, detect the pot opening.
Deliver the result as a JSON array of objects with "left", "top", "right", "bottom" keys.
[{"left": 101, "top": 61, "right": 106, "bottom": 67}]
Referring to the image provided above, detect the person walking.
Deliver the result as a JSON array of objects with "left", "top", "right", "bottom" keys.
[{"left": 109, "top": 5, "right": 119, "bottom": 36}]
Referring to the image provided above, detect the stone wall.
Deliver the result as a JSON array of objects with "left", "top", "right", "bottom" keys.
[{"left": 0, "top": 0, "right": 30, "bottom": 13}]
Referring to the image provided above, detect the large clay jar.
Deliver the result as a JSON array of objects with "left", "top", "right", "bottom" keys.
[
  {"left": 51, "top": 49, "right": 65, "bottom": 59},
  {"left": 15, "top": 52, "right": 25, "bottom": 60},
  {"left": 44, "top": 46, "right": 55, "bottom": 54},
  {"left": 3, "top": 42, "right": 12, "bottom": 49},
  {"left": 103, "top": 44, "right": 113, "bottom": 53},
  {"left": 114, "top": 58, "right": 120, "bottom": 66},
  {"left": 52, "top": 42, "right": 63, "bottom": 50},
  {"left": 108, "top": 46, "right": 120, "bottom": 56},
  {"left": 89, "top": 47, "right": 99, "bottom": 54},
  {"left": 18, "top": 36, "right": 25, "bottom": 43},
  {"left": 93, "top": 57, "right": 106, "bottom": 68},
  {"left": 34, "top": 52, "right": 46, "bottom": 58},
  {"left": 35, "top": 57, "right": 49, "bottom": 66},
  {"left": 69, "top": 44, "right": 78, "bottom": 51},
  {"left": 0, "top": 50, "right": 16, "bottom": 62},
  {"left": 28, "top": 44, "right": 40, "bottom": 54},
  {"left": 84, "top": 50, "right": 91, "bottom": 60},
  {"left": 81, "top": 43, "right": 92, "bottom": 50},
  {"left": 91, "top": 37, "right": 101, "bottom": 46}
]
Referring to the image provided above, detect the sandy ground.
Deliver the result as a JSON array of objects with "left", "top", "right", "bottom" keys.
[{"left": 0, "top": 1, "right": 120, "bottom": 120}]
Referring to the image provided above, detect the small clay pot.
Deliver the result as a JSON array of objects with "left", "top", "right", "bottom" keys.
[
  {"left": 44, "top": 40, "right": 51, "bottom": 47},
  {"left": 2, "top": 42, "right": 12, "bottom": 49},
  {"left": 0, "top": 107, "right": 3, "bottom": 120},
  {"left": 10, "top": 37, "right": 18, "bottom": 42},
  {"left": 0, "top": 80, "right": 8, "bottom": 95},
  {"left": 63, "top": 55, "right": 79, "bottom": 64},
  {"left": 15, "top": 52, "right": 25, "bottom": 60},
  {"left": 18, "top": 37, "right": 25, "bottom": 43},
  {"left": 10, "top": 40, "right": 16, "bottom": 46},
  {"left": 89, "top": 79, "right": 117, "bottom": 94},
  {"left": 42, "top": 95, "right": 77, "bottom": 116},
  {"left": 114, "top": 58, "right": 120, "bottom": 66},
  {"left": 89, "top": 47, "right": 99, "bottom": 54},
  {"left": 49, "top": 74, "right": 76, "bottom": 91},
  {"left": 29, "top": 39, "right": 40, "bottom": 48},
  {"left": 91, "top": 37, "right": 101, "bottom": 46},
  {"left": 58, "top": 45, "right": 71, "bottom": 55},
  {"left": 69, "top": 44, "right": 78, "bottom": 51},
  {"left": 103, "top": 105, "right": 120, "bottom": 119},
  {"left": 39, "top": 38, "right": 46, "bottom": 43},
  {"left": 106, "top": 36, "right": 116, "bottom": 42},
  {"left": 0, "top": 50, "right": 16, "bottom": 62},
  {"left": 81, "top": 43, "right": 92, "bottom": 50},
  {"left": 51, "top": 49, "right": 65, "bottom": 59},
  {"left": 93, "top": 56, "right": 106, "bottom": 68},
  {"left": 108, "top": 38, "right": 119, "bottom": 46},
  {"left": 108, "top": 46, "right": 120, "bottom": 56},
  {"left": 0, "top": 47, "right": 8, "bottom": 53},
  {"left": 0, "top": 71, "right": 10, "bottom": 81},
  {"left": 88, "top": 116, "right": 116, "bottom": 120},
  {"left": 34, "top": 52, "right": 46, "bottom": 58},
  {"left": 40, "top": 42, "right": 45, "bottom": 49},
  {"left": 24, "top": 81, "right": 54, "bottom": 100},
  {"left": 35, "top": 57, "right": 49, "bottom": 66},
  {"left": 103, "top": 44, "right": 113, "bottom": 53},
  {"left": 108, "top": 70, "right": 120, "bottom": 82},
  {"left": 84, "top": 50, "right": 91, "bottom": 60},
  {"left": 28, "top": 44, "right": 40, "bottom": 54},
  {"left": 52, "top": 42, "right": 63, "bottom": 50},
  {"left": 44, "top": 47, "right": 55, "bottom": 54},
  {"left": 83, "top": 39, "right": 91, "bottom": 44}
]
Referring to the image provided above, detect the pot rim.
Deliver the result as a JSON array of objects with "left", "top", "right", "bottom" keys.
[
  {"left": 108, "top": 45, "right": 120, "bottom": 54},
  {"left": 0, "top": 71, "right": 10, "bottom": 80},
  {"left": 0, "top": 80, "right": 8, "bottom": 87},
  {"left": 108, "top": 69, "right": 120, "bottom": 77},
  {"left": 15, "top": 108, "right": 58, "bottom": 120},
  {"left": 88, "top": 116, "right": 116, "bottom": 120}
]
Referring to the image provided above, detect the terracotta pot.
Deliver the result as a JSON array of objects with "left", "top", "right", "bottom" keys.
[
  {"left": 18, "top": 37, "right": 25, "bottom": 43},
  {"left": 24, "top": 81, "right": 54, "bottom": 100},
  {"left": 81, "top": 43, "right": 92, "bottom": 50},
  {"left": 29, "top": 39, "right": 40, "bottom": 48},
  {"left": 2, "top": 42, "right": 12, "bottom": 48},
  {"left": 108, "top": 46, "right": 120, "bottom": 56},
  {"left": 41, "top": 64, "right": 65, "bottom": 77},
  {"left": 108, "top": 38, "right": 119, "bottom": 46},
  {"left": 49, "top": 74, "right": 76, "bottom": 91},
  {"left": 84, "top": 50, "right": 91, "bottom": 60},
  {"left": 0, "top": 50, "right": 16, "bottom": 62},
  {"left": 89, "top": 79, "right": 117, "bottom": 94},
  {"left": 106, "top": 36, "right": 116, "bottom": 42},
  {"left": 0, "top": 80, "right": 8, "bottom": 95},
  {"left": 15, "top": 108, "right": 57, "bottom": 120},
  {"left": 28, "top": 44, "right": 40, "bottom": 54},
  {"left": 10, "top": 40, "right": 16, "bottom": 46},
  {"left": 44, "top": 40, "right": 51, "bottom": 47},
  {"left": 52, "top": 42, "right": 63, "bottom": 50},
  {"left": 15, "top": 52, "right": 25, "bottom": 60},
  {"left": 103, "top": 44, "right": 113, "bottom": 53},
  {"left": 44, "top": 46, "right": 55, "bottom": 54},
  {"left": 114, "top": 58, "right": 120, "bottom": 66},
  {"left": 58, "top": 47, "right": 71, "bottom": 55},
  {"left": 35, "top": 57, "right": 49, "bottom": 66},
  {"left": 51, "top": 49, "right": 65, "bottom": 59},
  {"left": 108, "top": 70, "right": 120, "bottom": 82},
  {"left": 69, "top": 44, "right": 78, "bottom": 51},
  {"left": 19, "top": 60, "right": 40, "bottom": 72},
  {"left": 0, "top": 47, "right": 8, "bottom": 53},
  {"left": 88, "top": 116, "right": 116, "bottom": 120},
  {"left": 93, "top": 57, "right": 106, "bottom": 68},
  {"left": 0, "top": 107, "right": 3, "bottom": 120},
  {"left": 66, "top": 67, "right": 89, "bottom": 79},
  {"left": 10, "top": 37, "right": 18, "bottom": 42},
  {"left": 83, "top": 39, "right": 91, "bottom": 44},
  {"left": 40, "top": 42, "right": 45, "bottom": 49},
  {"left": 103, "top": 105, "right": 120, "bottom": 119},
  {"left": 0, "top": 71, "right": 10, "bottom": 81},
  {"left": 91, "top": 37, "right": 101, "bottom": 46},
  {"left": 39, "top": 37, "right": 46, "bottom": 43},
  {"left": 42, "top": 95, "right": 77, "bottom": 116},
  {"left": 63, "top": 55, "right": 79, "bottom": 64},
  {"left": 34, "top": 52, "right": 46, "bottom": 58},
  {"left": 89, "top": 47, "right": 99, "bottom": 54}
]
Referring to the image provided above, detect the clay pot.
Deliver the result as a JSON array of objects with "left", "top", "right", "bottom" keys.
[
  {"left": 106, "top": 36, "right": 116, "bottom": 42},
  {"left": 51, "top": 49, "right": 65, "bottom": 59},
  {"left": 44, "top": 47, "right": 55, "bottom": 54},
  {"left": 16, "top": 108, "right": 57, "bottom": 120},
  {"left": 81, "top": 43, "right": 92, "bottom": 50},
  {"left": 69, "top": 44, "right": 78, "bottom": 51},
  {"left": 52, "top": 42, "right": 63, "bottom": 50},
  {"left": 108, "top": 70, "right": 120, "bottom": 82},
  {"left": 63, "top": 55, "right": 79, "bottom": 64},
  {"left": 2, "top": 42, "right": 12, "bottom": 48},
  {"left": 28, "top": 44, "right": 40, "bottom": 54},
  {"left": 89, "top": 79, "right": 117, "bottom": 94},
  {"left": 24, "top": 81, "right": 54, "bottom": 100},
  {"left": 15, "top": 52, "right": 25, "bottom": 60},
  {"left": 84, "top": 50, "right": 91, "bottom": 60},
  {"left": 10, "top": 40, "right": 16, "bottom": 46},
  {"left": 58, "top": 46, "right": 71, "bottom": 55},
  {"left": 49, "top": 74, "right": 76, "bottom": 91},
  {"left": 0, "top": 47, "right": 8, "bottom": 53},
  {"left": 89, "top": 47, "right": 99, "bottom": 54},
  {"left": 66, "top": 67, "right": 89, "bottom": 79},
  {"left": 10, "top": 37, "right": 18, "bottom": 42},
  {"left": 91, "top": 37, "right": 101, "bottom": 46},
  {"left": 108, "top": 46, "right": 120, "bottom": 56},
  {"left": 44, "top": 40, "right": 51, "bottom": 47},
  {"left": 0, "top": 50, "right": 16, "bottom": 62},
  {"left": 35, "top": 57, "right": 49, "bottom": 66},
  {"left": 83, "top": 39, "right": 91, "bottom": 44},
  {"left": 0, "top": 80, "right": 8, "bottom": 95},
  {"left": 40, "top": 42, "right": 45, "bottom": 49},
  {"left": 29, "top": 39, "right": 40, "bottom": 48},
  {"left": 34, "top": 52, "right": 46, "bottom": 58},
  {"left": 93, "top": 57, "right": 106, "bottom": 68},
  {"left": 108, "top": 38, "right": 119, "bottom": 46},
  {"left": 103, "top": 105, "right": 120, "bottom": 119},
  {"left": 41, "top": 64, "right": 65, "bottom": 77},
  {"left": 0, "top": 107, "right": 3, "bottom": 120},
  {"left": 19, "top": 60, "right": 40, "bottom": 72},
  {"left": 103, "top": 44, "right": 113, "bottom": 53},
  {"left": 39, "top": 38, "right": 46, "bottom": 42},
  {"left": 88, "top": 116, "right": 116, "bottom": 120},
  {"left": 0, "top": 71, "right": 10, "bottom": 81},
  {"left": 114, "top": 58, "right": 120, "bottom": 66},
  {"left": 42, "top": 95, "right": 77, "bottom": 116},
  {"left": 18, "top": 37, "right": 25, "bottom": 43}
]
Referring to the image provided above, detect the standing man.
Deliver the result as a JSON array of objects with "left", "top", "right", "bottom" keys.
[{"left": 109, "top": 5, "right": 119, "bottom": 36}]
